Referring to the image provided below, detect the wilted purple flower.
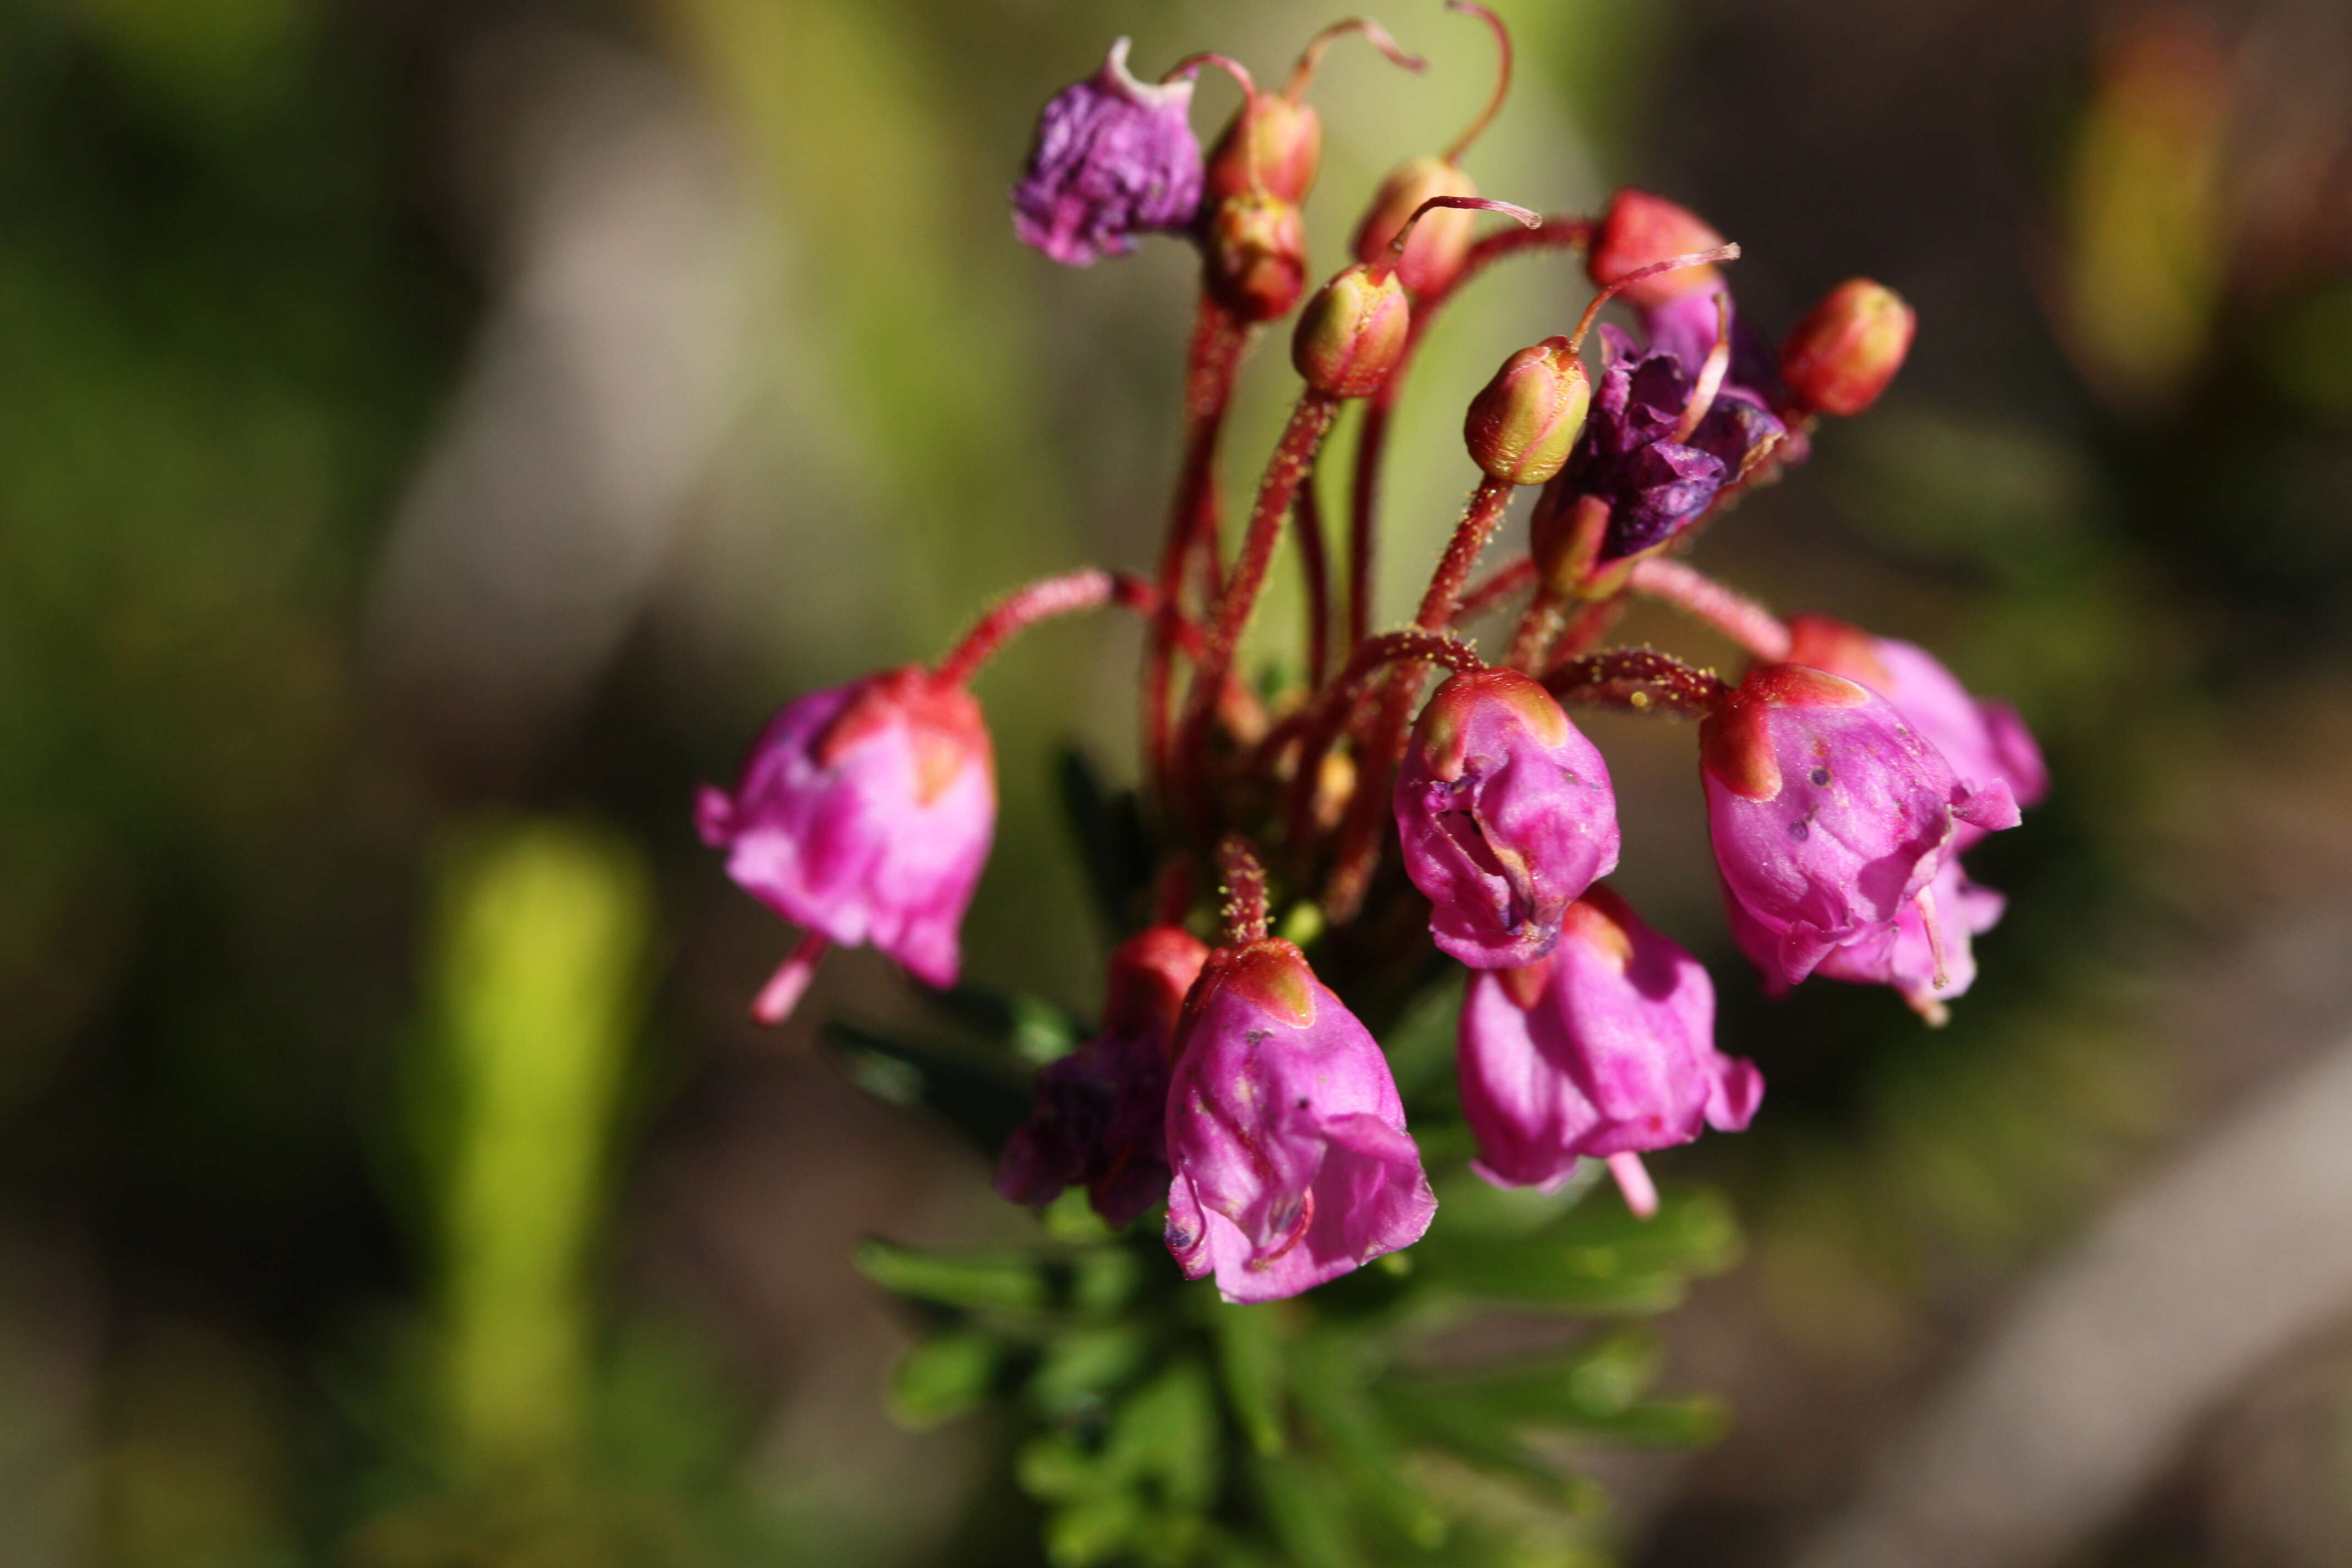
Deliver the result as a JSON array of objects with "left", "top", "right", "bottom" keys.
[
  {"left": 995, "top": 927, "right": 1208, "bottom": 1227},
  {"left": 1163, "top": 940, "right": 1435, "bottom": 1303},
  {"left": 697, "top": 667, "right": 994, "bottom": 999},
  {"left": 1393, "top": 668, "right": 1620, "bottom": 968},
  {"left": 1561, "top": 325, "right": 1787, "bottom": 563},
  {"left": 1639, "top": 285, "right": 1788, "bottom": 412},
  {"left": 1011, "top": 39, "right": 1204, "bottom": 266},
  {"left": 1458, "top": 889, "right": 1762, "bottom": 1196},
  {"left": 1701, "top": 664, "right": 2018, "bottom": 988},
  {"left": 1784, "top": 614, "right": 2048, "bottom": 851}
]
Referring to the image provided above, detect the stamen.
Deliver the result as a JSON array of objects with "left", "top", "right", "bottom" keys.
[
  {"left": 1387, "top": 195, "right": 1539, "bottom": 262},
  {"left": 1285, "top": 18, "right": 1425, "bottom": 100},
  {"left": 1165, "top": 51, "right": 1257, "bottom": 99},
  {"left": 1440, "top": 2, "right": 1514, "bottom": 165},
  {"left": 1607, "top": 1152, "right": 1659, "bottom": 1219},
  {"left": 750, "top": 930, "right": 829, "bottom": 1028},
  {"left": 1567, "top": 243, "right": 1742, "bottom": 353},
  {"left": 1917, "top": 883, "right": 1951, "bottom": 992},
  {"left": 1671, "top": 292, "right": 1734, "bottom": 443}
]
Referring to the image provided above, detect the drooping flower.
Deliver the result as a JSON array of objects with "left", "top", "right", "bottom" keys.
[
  {"left": 1163, "top": 939, "right": 1435, "bottom": 1303},
  {"left": 995, "top": 927, "right": 1208, "bottom": 1226},
  {"left": 1560, "top": 326, "right": 1787, "bottom": 563},
  {"left": 1783, "top": 614, "right": 2048, "bottom": 850},
  {"left": 1393, "top": 669, "right": 1620, "bottom": 968},
  {"left": 1011, "top": 39, "right": 1204, "bottom": 267},
  {"left": 696, "top": 667, "right": 995, "bottom": 999},
  {"left": 1458, "top": 889, "right": 1762, "bottom": 1199},
  {"left": 1701, "top": 663, "right": 2018, "bottom": 988}
]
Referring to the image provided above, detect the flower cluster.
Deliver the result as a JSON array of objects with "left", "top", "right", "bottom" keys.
[{"left": 696, "top": 10, "right": 2041, "bottom": 1303}]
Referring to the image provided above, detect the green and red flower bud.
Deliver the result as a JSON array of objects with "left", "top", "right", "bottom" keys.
[
  {"left": 1779, "top": 277, "right": 1916, "bottom": 416},
  {"left": 1351, "top": 155, "right": 1479, "bottom": 297},
  {"left": 1204, "top": 91, "right": 1322, "bottom": 204},
  {"left": 1204, "top": 191, "right": 1308, "bottom": 322},
  {"left": 1464, "top": 336, "right": 1592, "bottom": 485},
  {"left": 1292, "top": 263, "right": 1411, "bottom": 398}
]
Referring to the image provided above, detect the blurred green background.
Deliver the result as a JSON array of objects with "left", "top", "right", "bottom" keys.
[{"left": 3, "top": 0, "right": 2350, "bottom": 1563}]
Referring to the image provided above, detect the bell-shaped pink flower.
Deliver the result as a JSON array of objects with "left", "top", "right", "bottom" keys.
[
  {"left": 1701, "top": 664, "right": 2018, "bottom": 988},
  {"left": 1011, "top": 39, "right": 1204, "bottom": 266},
  {"left": 995, "top": 927, "right": 1208, "bottom": 1227},
  {"left": 697, "top": 667, "right": 995, "bottom": 1003},
  {"left": 1163, "top": 940, "right": 1436, "bottom": 1303},
  {"left": 1458, "top": 889, "right": 1762, "bottom": 1196},
  {"left": 1784, "top": 614, "right": 2048, "bottom": 850},
  {"left": 1725, "top": 858, "right": 2007, "bottom": 1023},
  {"left": 1393, "top": 669, "right": 1620, "bottom": 968}
]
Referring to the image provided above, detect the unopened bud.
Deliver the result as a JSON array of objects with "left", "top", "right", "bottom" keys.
[
  {"left": 1205, "top": 192, "right": 1308, "bottom": 322},
  {"left": 1292, "top": 264, "right": 1411, "bottom": 398},
  {"left": 1587, "top": 188, "right": 1724, "bottom": 309},
  {"left": 1464, "top": 337, "right": 1591, "bottom": 485},
  {"left": 1352, "top": 155, "right": 1479, "bottom": 296},
  {"left": 1204, "top": 92, "right": 1322, "bottom": 204},
  {"left": 1779, "top": 278, "right": 1915, "bottom": 416}
]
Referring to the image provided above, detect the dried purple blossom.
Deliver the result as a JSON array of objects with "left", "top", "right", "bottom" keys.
[{"left": 1012, "top": 39, "right": 1204, "bottom": 266}]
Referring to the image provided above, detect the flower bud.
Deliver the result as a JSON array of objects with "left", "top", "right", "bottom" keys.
[
  {"left": 1779, "top": 277, "right": 1916, "bottom": 416},
  {"left": 1204, "top": 191, "right": 1307, "bottom": 322},
  {"left": 1586, "top": 188, "right": 1725, "bottom": 309},
  {"left": 1291, "top": 263, "right": 1411, "bottom": 398},
  {"left": 1463, "top": 337, "right": 1591, "bottom": 485},
  {"left": 1204, "top": 91, "right": 1322, "bottom": 204},
  {"left": 1351, "top": 155, "right": 1479, "bottom": 296},
  {"left": 1394, "top": 668, "right": 1619, "bottom": 967}
]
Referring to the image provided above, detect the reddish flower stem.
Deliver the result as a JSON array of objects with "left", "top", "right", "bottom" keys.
[
  {"left": 1543, "top": 646, "right": 1730, "bottom": 718},
  {"left": 1294, "top": 472, "right": 1333, "bottom": 690},
  {"left": 1452, "top": 553, "right": 1536, "bottom": 624},
  {"left": 934, "top": 568, "right": 1157, "bottom": 687},
  {"left": 1322, "top": 477, "right": 1516, "bottom": 919},
  {"left": 1216, "top": 834, "right": 1271, "bottom": 945},
  {"left": 1283, "top": 630, "right": 1484, "bottom": 847},
  {"left": 1626, "top": 556, "right": 1790, "bottom": 661},
  {"left": 1347, "top": 214, "right": 1593, "bottom": 646},
  {"left": 1175, "top": 391, "right": 1341, "bottom": 823},
  {"left": 1145, "top": 297, "right": 1251, "bottom": 786}
]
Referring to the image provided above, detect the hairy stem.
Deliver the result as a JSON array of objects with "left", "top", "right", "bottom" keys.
[
  {"left": 1175, "top": 391, "right": 1341, "bottom": 825},
  {"left": 1145, "top": 297, "right": 1250, "bottom": 788},
  {"left": 935, "top": 569, "right": 1157, "bottom": 686},
  {"left": 1626, "top": 556, "right": 1790, "bottom": 661},
  {"left": 1347, "top": 214, "right": 1594, "bottom": 647}
]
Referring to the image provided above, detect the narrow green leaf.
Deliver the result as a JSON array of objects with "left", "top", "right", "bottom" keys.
[
  {"left": 1212, "top": 1303, "right": 1289, "bottom": 1457},
  {"left": 888, "top": 1327, "right": 1001, "bottom": 1429},
  {"left": 1029, "top": 1325, "right": 1151, "bottom": 1419},
  {"left": 856, "top": 1238, "right": 1048, "bottom": 1314},
  {"left": 1249, "top": 1451, "right": 1365, "bottom": 1568},
  {"left": 823, "top": 1020, "right": 1035, "bottom": 1155}
]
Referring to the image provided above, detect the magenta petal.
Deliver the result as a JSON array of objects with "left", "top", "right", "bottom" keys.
[
  {"left": 698, "top": 668, "right": 995, "bottom": 992},
  {"left": 1460, "top": 892, "right": 1761, "bottom": 1190},
  {"left": 1164, "top": 942, "right": 1435, "bottom": 1302},
  {"left": 1395, "top": 671, "right": 1620, "bottom": 969},
  {"left": 1703, "top": 671, "right": 1996, "bottom": 988}
]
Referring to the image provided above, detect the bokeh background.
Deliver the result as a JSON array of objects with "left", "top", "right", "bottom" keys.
[{"left": 4, "top": 0, "right": 2351, "bottom": 1563}]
